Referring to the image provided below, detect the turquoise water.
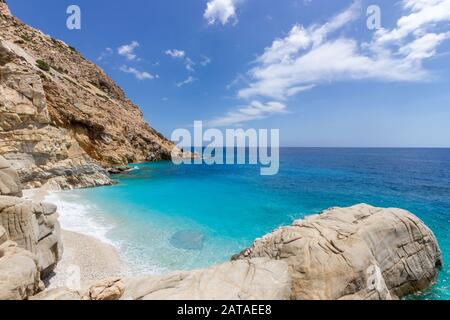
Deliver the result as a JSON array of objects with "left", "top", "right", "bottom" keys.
[{"left": 52, "top": 148, "right": 450, "bottom": 299}]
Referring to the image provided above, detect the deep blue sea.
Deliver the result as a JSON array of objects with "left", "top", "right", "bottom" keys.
[{"left": 49, "top": 148, "right": 450, "bottom": 300}]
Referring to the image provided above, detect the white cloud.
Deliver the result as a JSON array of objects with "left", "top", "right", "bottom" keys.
[
  {"left": 98, "top": 47, "right": 113, "bottom": 61},
  {"left": 374, "top": 0, "right": 450, "bottom": 44},
  {"left": 166, "top": 50, "right": 199, "bottom": 72},
  {"left": 208, "top": 101, "right": 287, "bottom": 127},
  {"left": 176, "top": 76, "right": 197, "bottom": 87},
  {"left": 185, "top": 57, "right": 196, "bottom": 72},
  {"left": 204, "top": 0, "right": 240, "bottom": 25},
  {"left": 209, "top": 0, "right": 450, "bottom": 126},
  {"left": 398, "top": 32, "right": 450, "bottom": 60},
  {"left": 226, "top": 74, "right": 247, "bottom": 90},
  {"left": 118, "top": 41, "right": 140, "bottom": 61},
  {"left": 120, "top": 65, "right": 157, "bottom": 80},
  {"left": 237, "top": 0, "right": 450, "bottom": 101},
  {"left": 200, "top": 55, "right": 212, "bottom": 66},
  {"left": 165, "top": 49, "right": 186, "bottom": 58}
]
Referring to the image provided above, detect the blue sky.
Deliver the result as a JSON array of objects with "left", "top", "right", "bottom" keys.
[{"left": 7, "top": 0, "right": 450, "bottom": 147}]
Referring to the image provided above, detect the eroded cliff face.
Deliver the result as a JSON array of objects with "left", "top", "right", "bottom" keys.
[
  {"left": 0, "top": 1, "right": 178, "bottom": 189},
  {"left": 0, "top": 1, "right": 10, "bottom": 17}
]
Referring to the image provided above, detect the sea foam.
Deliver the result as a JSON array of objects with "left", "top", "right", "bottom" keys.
[
  {"left": 44, "top": 190, "right": 164, "bottom": 276},
  {"left": 45, "top": 192, "right": 117, "bottom": 248}
]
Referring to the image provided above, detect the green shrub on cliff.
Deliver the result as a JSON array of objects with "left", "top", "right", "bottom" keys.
[
  {"left": 36, "top": 59, "right": 50, "bottom": 72},
  {"left": 20, "top": 34, "right": 32, "bottom": 42}
]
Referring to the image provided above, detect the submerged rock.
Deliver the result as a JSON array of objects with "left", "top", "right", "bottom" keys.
[
  {"left": 107, "top": 167, "right": 133, "bottom": 175},
  {"left": 169, "top": 229, "right": 205, "bottom": 250}
]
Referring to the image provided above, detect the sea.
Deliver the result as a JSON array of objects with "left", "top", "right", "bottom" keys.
[{"left": 46, "top": 148, "right": 450, "bottom": 300}]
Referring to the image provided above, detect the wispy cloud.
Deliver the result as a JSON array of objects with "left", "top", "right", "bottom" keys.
[
  {"left": 374, "top": 0, "right": 450, "bottom": 44},
  {"left": 98, "top": 47, "right": 113, "bottom": 61},
  {"left": 238, "top": 0, "right": 450, "bottom": 101},
  {"left": 185, "top": 57, "right": 196, "bottom": 72},
  {"left": 226, "top": 74, "right": 247, "bottom": 90},
  {"left": 166, "top": 49, "right": 208, "bottom": 72},
  {"left": 209, "top": 0, "right": 450, "bottom": 126},
  {"left": 120, "top": 65, "right": 157, "bottom": 80},
  {"left": 204, "top": 0, "right": 241, "bottom": 26},
  {"left": 118, "top": 41, "right": 140, "bottom": 61},
  {"left": 208, "top": 101, "right": 287, "bottom": 127},
  {"left": 176, "top": 76, "right": 197, "bottom": 87},
  {"left": 200, "top": 55, "right": 212, "bottom": 66},
  {"left": 165, "top": 49, "right": 186, "bottom": 58}
]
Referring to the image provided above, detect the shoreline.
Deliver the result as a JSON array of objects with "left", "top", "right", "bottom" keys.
[
  {"left": 23, "top": 188, "right": 126, "bottom": 288},
  {"left": 45, "top": 230, "right": 124, "bottom": 289}
]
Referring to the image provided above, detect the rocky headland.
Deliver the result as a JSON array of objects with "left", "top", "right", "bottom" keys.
[{"left": 0, "top": 0, "right": 180, "bottom": 190}]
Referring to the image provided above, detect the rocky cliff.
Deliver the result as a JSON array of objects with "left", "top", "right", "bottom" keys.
[{"left": 0, "top": 0, "right": 178, "bottom": 189}]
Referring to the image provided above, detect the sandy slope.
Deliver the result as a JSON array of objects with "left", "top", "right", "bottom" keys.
[{"left": 45, "top": 230, "right": 124, "bottom": 289}]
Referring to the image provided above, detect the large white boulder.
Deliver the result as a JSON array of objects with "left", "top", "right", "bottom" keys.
[
  {"left": 0, "top": 241, "right": 41, "bottom": 300},
  {"left": 233, "top": 204, "right": 442, "bottom": 300},
  {"left": 121, "top": 258, "right": 291, "bottom": 300},
  {"left": 0, "top": 196, "right": 63, "bottom": 277}
]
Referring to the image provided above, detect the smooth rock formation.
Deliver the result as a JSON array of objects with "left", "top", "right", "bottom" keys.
[
  {"left": 0, "top": 240, "right": 42, "bottom": 300},
  {"left": 29, "top": 287, "right": 82, "bottom": 301},
  {"left": 0, "top": 156, "right": 44, "bottom": 299},
  {"left": 0, "top": 1, "right": 182, "bottom": 189},
  {"left": 0, "top": 155, "right": 22, "bottom": 196},
  {"left": 0, "top": 152, "right": 63, "bottom": 300},
  {"left": 233, "top": 204, "right": 442, "bottom": 300},
  {"left": 85, "top": 277, "right": 125, "bottom": 301},
  {"left": 0, "top": 196, "right": 63, "bottom": 277},
  {"left": 121, "top": 258, "right": 291, "bottom": 300}
]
